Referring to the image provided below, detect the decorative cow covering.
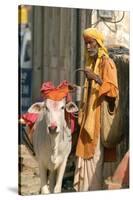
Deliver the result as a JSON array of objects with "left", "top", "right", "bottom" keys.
[{"left": 40, "top": 80, "right": 72, "bottom": 101}]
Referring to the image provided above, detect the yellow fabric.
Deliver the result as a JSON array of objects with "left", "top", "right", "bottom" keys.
[
  {"left": 83, "top": 27, "right": 104, "bottom": 43},
  {"left": 83, "top": 27, "right": 108, "bottom": 57},
  {"left": 76, "top": 28, "right": 119, "bottom": 159},
  {"left": 19, "top": 6, "right": 28, "bottom": 24}
]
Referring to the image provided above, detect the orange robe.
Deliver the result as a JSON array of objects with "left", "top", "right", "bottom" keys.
[{"left": 76, "top": 55, "right": 119, "bottom": 159}]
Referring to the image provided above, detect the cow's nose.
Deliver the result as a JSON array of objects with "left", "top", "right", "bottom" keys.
[{"left": 48, "top": 125, "right": 57, "bottom": 133}]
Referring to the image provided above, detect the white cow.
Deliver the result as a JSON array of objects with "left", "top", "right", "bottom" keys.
[{"left": 27, "top": 98, "right": 78, "bottom": 194}]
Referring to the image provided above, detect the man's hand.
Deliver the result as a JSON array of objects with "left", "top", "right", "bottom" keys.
[{"left": 84, "top": 68, "right": 103, "bottom": 85}]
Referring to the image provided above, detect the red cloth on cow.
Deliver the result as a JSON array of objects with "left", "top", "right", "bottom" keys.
[
  {"left": 21, "top": 113, "right": 39, "bottom": 128},
  {"left": 40, "top": 80, "right": 70, "bottom": 101},
  {"left": 70, "top": 114, "right": 76, "bottom": 134}
]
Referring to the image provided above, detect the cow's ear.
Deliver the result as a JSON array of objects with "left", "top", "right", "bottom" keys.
[
  {"left": 65, "top": 101, "right": 78, "bottom": 113},
  {"left": 28, "top": 102, "right": 45, "bottom": 113}
]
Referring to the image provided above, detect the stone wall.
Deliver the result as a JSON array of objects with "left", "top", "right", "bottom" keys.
[{"left": 91, "top": 10, "right": 129, "bottom": 48}]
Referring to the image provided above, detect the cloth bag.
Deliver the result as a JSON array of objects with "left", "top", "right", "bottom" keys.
[{"left": 100, "top": 97, "right": 123, "bottom": 148}]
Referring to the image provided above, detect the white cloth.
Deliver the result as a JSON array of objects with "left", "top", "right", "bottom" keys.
[{"left": 73, "top": 135, "right": 104, "bottom": 191}]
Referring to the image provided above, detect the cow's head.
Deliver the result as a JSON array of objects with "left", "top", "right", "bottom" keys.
[
  {"left": 28, "top": 99, "right": 78, "bottom": 135},
  {"left": 45, "top": 98, "right": 78, "bottom": 134}
]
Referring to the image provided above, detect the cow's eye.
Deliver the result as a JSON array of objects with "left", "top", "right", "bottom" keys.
[{"left": 61, "top": 106, "right": 65, "bottom": 110}]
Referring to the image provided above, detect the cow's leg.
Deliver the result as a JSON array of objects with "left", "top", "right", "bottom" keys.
[
  {"left": 49, "top": 171, "right": 56, "bottom": 193},
  {"left": 39, "top": 163, "right": 50, "bottom": 194},
  {"left": 54, "top": 158, "right": 67, "bottom": 193}
]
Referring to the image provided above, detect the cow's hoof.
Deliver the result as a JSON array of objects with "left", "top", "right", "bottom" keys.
[
  {"left": 54, "top": 186, "right": 61, "bottom": 193},
  {"left": 41, "top": 185, "right": 50, "bottom": 194}
]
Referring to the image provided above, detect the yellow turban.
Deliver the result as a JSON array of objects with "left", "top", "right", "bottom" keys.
[{"left": 83, "top": 27, "right": 108, "bottom": 57}]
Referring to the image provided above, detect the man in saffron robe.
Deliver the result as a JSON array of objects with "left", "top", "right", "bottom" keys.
[{"left": 73, "top": 28, "right": 119, "bottom": 191}]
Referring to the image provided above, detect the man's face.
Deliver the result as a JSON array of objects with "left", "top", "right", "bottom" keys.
[{"left": 85, "top": 37, "right": 99, "bottom": 57}]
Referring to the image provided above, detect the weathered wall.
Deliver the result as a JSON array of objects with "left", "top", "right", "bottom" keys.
[
  {"left": 31, "top": 6, "right": 92, "bottom": 101},
  {"left": 91, "top": 10, "right": 129, "bottom": 48}
]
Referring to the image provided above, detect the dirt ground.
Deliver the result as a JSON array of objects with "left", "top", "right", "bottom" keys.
[{"left": 19, "top": 145, "right": 41, "bottom": 195}]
